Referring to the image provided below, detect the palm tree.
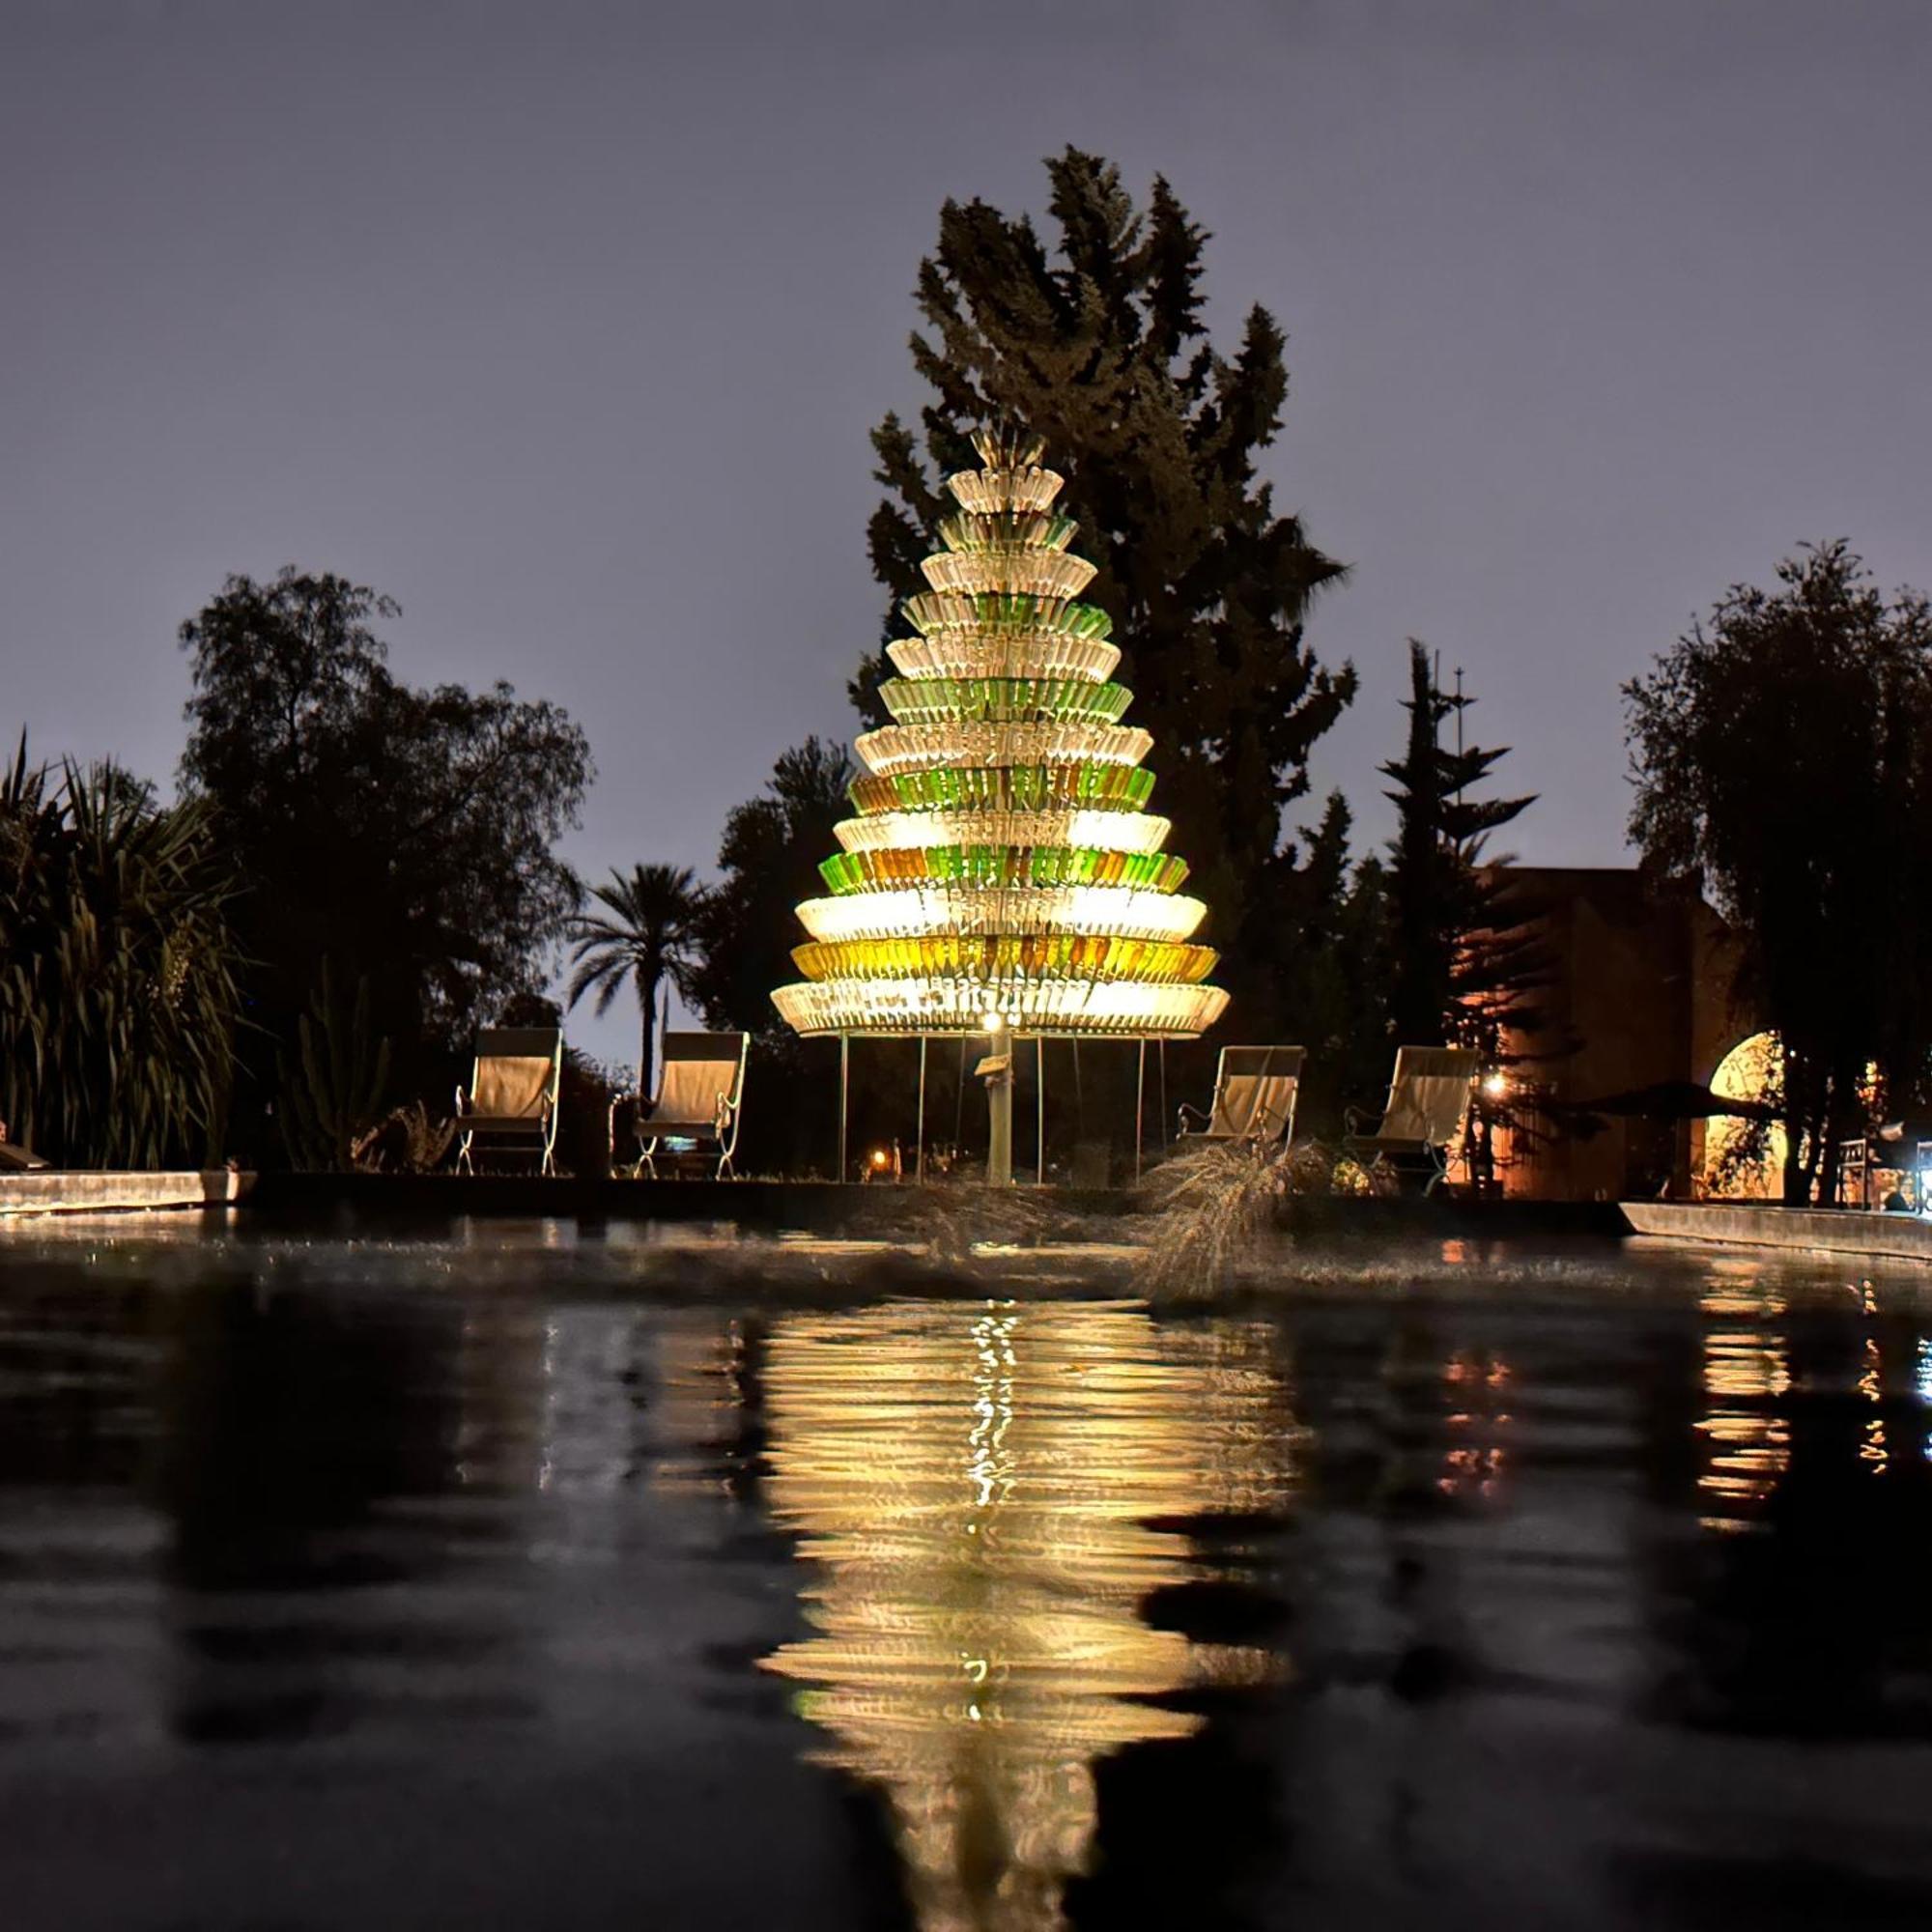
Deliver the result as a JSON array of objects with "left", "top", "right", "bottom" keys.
[{"left": 565, "top": 864, "right": 705, "bottom": 1102}]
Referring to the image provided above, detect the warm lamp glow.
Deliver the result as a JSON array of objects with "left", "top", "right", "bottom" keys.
[
  {"left": 846, "top": 762, "right": 1155, "bottom": 817},
  {"left": 886, "top": 634, "right": 1122, "bottom": 686},
  {"left": 920, "top": 547, "right": 1097, "bottom": 600},
  {"left": 1482, "top": 1070, "right": 1509, "bottom": 1100},
  {"left": 775, "top": 424, "right": 1228, "bottom": 1041},
  {"left": 790, "top": 934, "right": 1218, "bottom": 985},
  {"left": 773, "top": 979, "right": 1228, "bottom": 1037},
  {"left": 795, "top": 885, "right": 1208, "bottom": 946},
  {"left": 833, "top": 808, "right": 1172, "bottom": 857},
  {"left": 817, "top": 846, "right": 1189, "bottom": 895},
  {"left": 878, "top": 675, "right": 1132, "bottom": 726},
  {"left": 855, "top": 720, "right": 1154, "bottom": 778}
]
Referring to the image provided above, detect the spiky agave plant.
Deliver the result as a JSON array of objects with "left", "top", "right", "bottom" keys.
[
  {"left": 0, "top": 739, "right": 245, "bottom": 1167},
  {"left": 277, "top": 958, "right": 392, "bottom": 1172}
]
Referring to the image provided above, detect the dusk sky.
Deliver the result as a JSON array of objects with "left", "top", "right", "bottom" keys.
[{"left": 8, "top": 0, "right": 1930, "bottom": 1069}]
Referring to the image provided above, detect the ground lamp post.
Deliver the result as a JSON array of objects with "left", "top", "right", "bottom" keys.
[
  {"left": 976, "top": 1012, "right": 1013, "bottom": 1186},
  {"left": 773, "top": 426, "right": 1227, "bottom": 1181}
]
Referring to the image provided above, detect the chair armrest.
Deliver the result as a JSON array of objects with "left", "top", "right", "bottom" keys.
[
  {"left": 1176, "top": 1101, "right": 1211, "bottom": 1131},
  {"left": 454, "top": 1084, "right": 469, "bottom": 1118},
  {"left": 1343, "top": 1104, "right": 1375, "bottom": 1137}
]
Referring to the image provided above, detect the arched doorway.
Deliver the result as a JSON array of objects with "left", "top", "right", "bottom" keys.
[{"left": 1700, "top": 1031, "right": 1785, "bottom": 1199}]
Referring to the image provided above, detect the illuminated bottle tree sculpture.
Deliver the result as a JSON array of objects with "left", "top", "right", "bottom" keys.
[{"left": 774, "top": 427, "right": 1229, "bottom": 1081}]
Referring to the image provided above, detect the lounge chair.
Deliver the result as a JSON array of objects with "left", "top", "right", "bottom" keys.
[
  {"left": 1178, "top": 1045, "right": 1306, "bottom": 1151},
  {"left": 1344, "top": 1045, "right": 1480, "bottom": 1195},
  {"left": 0, "top": 1138, "right": 48, "bottom": 1172},
  {"left": 611, "top": 1031, "right": 748, "bottom": 1179},
  {"left": 454, "top": 1027, "right": 563, "bottom": 1176}
]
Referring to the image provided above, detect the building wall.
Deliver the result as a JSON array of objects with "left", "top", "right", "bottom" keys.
[{"left": 1492, "top": 868, "right": 1749, "bottom": 1201}]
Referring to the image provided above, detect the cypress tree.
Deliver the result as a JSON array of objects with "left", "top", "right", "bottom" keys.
[
  {"left": 859, "top": 150, "right": 1352, "bottom": 1033},
  {"left": 1383, "top": 644, "right": 1458, "bottom": 1046},
  {"left": 1382, "top": 640, "right": 1540, "bottom": 1053}
]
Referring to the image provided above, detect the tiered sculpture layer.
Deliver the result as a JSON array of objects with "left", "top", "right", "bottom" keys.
[{"left": 773, "top": 427, "right": 1229, "bottom": 1038}]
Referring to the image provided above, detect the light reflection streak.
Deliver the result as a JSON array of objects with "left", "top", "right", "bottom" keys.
[
  {"left": 1860, "top": 1335, "right": 1888, "bottom": 1474},
  {"left": 1918, "top": 1338, "right": 1932, "bottom": 1467},
  {"left": 1438, "top": 1349, "right": 1511, "bottom": 1499},
  {"left": 759, "top": 1298, "right": 1296, "bottom": 1932},
  {"left": 1695, "top": 1276, "right": 1790, "bottom": 1531}
]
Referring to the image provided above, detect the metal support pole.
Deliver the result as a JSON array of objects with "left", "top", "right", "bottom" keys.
[
  {"left": 1135, "top": 1039, "right": 1147, "bottom": 1182},
  {"left": 985, "top": 1052, "right": 1013, "bottom": 1187},
  {"left": 1158, "top": 1039, "right": 1169, "bottom": 1149},
  {"left": 838, "top": 1033, "right": 849, "bottom": 1183},
  {"left": 1037, "top": 1035, "right": 1046, "bottom": 1186},
  {"left": 916, "top": 1036, "right": 927, "bottom": 1183}
]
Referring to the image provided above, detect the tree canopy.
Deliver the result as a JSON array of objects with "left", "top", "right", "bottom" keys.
[
  {"left": 859, "top": 148, "right": 1351, "bottom": 1032},
  {"left": 179, "top": 567, "right": 591, "bottom": 1151},
  {"left": 684, "top": 737, "right": 856, "bottom": 1176},
  {"left": 1625, "top": 541, "right": 1932, "bottom": 1200},
  {"left": 689, "top": 737, "right": 856, "bottom": 1041}
]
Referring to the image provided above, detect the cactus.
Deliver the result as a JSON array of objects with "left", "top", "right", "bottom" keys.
[{"left": 278, "top": 960, "right": 391, "bottom": 1172}]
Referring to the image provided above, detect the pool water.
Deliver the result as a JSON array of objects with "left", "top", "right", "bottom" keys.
[{"left": 4, "top": 1224, "right": 1932, "bottom": 1928}]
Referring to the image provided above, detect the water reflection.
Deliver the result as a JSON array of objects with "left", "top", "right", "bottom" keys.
[
  {"left": 1669, "top": 1261, "right": 1932, "bottom": 1738},
  {"left": 759, "top": 1298, "right": 1295, "bottom": 1931},
  {"left": 25, "top": 1236, "right": 1932, "bottom": 1922},
  {"left": 1437, "top": 1347, "right": 1512, "bottom": 1501},
  {"left": 156, "top": 1288, "right": 506, "bottom": 1745},
  {"left": 1694, "top": 1266, "right": 1792, "bottom": 1531}
]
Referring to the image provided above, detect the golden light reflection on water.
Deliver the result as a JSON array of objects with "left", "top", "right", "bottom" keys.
[
  {"left": 1695, "top": 1270, "right": 1791, "bottom": 1531},
  {"left": 1438, "top": 1348, "right": 1511, "bottom": 1499},
  {"left": 758, "top": 1298, "right": 1296, "bottom": 1932},
  {"left": 1860, "top": 1333, "right": 1889, "bottom": 1474}
]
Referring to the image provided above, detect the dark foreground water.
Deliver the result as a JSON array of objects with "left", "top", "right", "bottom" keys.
[{"left": 4, "top": 1224, "right": 1932, "bottom": 1929}]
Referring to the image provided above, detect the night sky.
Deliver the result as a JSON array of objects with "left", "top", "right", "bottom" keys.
[{"left": 8, "top": 0, "right": 1929, "bottom": 1068}]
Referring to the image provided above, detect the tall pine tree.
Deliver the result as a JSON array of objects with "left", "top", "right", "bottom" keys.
[
  {"left": 1382, "top": 640, "right": 1541, "bottom": 1054},
  {"left": 860, "top": 150, "right": 1352, "bottom": 1035}
]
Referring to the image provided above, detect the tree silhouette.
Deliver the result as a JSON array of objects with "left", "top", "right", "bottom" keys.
[
  {"left": 1381, "top": 641, "right": 1539, "bottom": 1051},
  {"left": 689, "top": 738, "right": 856, "bottom": 1039},
  {"left": 566, "top": 864, "right": 705, "bottom": 1102},
  {"left": 1626, "top": 541, "right": 1932, "bottom": 1200},
  {"left": 860, "top": 148, "right": 1351, "bottom": 1036},
  {"left": 179, "top": 566, "right": 591, "bottom": 1154}
]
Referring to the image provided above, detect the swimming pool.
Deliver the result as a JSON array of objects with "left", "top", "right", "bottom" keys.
[{"left": 2, "top": 1222, "right": 1930, "bottom": 1928}]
